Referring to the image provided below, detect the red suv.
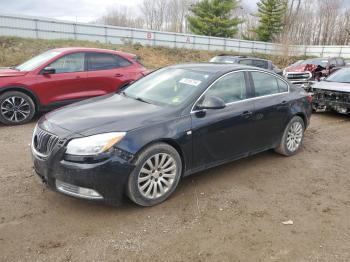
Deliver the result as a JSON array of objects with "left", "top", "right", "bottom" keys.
[{"left": 0, "top": 48, "right": 148, "bottom": 125}]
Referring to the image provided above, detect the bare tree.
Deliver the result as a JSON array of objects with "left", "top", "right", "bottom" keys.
[
  {"left": 165, "top": 0, "right": 195, "bottom": 33},
  {"left": 278, "top": 0, "right": 350, "bottom": 46},
  {"left": 96, "top": 6, "right": 145, "bottom": 28},
  {"left": 140, "top": 0, "right": 168, "bottom": 30}
]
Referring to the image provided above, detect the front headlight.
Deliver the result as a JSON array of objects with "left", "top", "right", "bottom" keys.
[{"left": 66, "top": 132, "right": 126, "bottom": 156}]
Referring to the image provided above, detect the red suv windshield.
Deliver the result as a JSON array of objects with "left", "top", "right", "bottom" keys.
[{"left": 16, "top": 51, "right": 62, "bottom": 71}]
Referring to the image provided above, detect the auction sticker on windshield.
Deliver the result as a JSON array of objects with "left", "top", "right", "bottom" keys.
[{"left": 179, "top": 78, "right": 202, "bottom": 86}]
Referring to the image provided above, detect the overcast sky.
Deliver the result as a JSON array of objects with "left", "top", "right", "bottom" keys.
[{"left": 0, "top": 0, "right": 259, "bottom": 23}]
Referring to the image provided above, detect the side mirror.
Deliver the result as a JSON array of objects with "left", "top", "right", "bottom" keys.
[
  {"left": 329, "top": 64, "right": 336, "bottom": 69},
  {"left": 196, "top": 96, "right": 226, "bottom": 110},
  {"left": 42, "top": 67, "right": 56, "bottom": 75},
  {"left": 319, "top": 77, "right": 326, "bottom": 81}
]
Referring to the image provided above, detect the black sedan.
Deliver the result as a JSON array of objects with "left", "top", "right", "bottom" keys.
[{"left": 31, "top": 64, "right": 312, "bottom": 206}]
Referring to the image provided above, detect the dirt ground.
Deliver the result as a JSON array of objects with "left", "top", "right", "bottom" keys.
[{"left": 0, "top": 112, "right": 349, "bottom": 262}]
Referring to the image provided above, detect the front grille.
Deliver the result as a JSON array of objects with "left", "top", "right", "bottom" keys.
[
  {"left": 33, "top": 128, "right": 59, "bottom": 157},
  {"left": 286, "top": 72, "right": 312, "bottom": 81}
]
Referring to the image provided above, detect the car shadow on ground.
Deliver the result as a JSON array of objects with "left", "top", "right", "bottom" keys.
[
  {"left": 4, "top": 110, "right": 349, "bottom": 214},
  {"left": 45, "top": 149, "right": 281, "bottom": 215}
]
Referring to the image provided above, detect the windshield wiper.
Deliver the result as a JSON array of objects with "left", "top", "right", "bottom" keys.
[
  {"left": 121, "top": 91, "right": 152, "bottom": 104},
  {"left": 135, "top": 97, "right": 151, "bottom": 104},
  {"left": 121, "top": 91, "right": 128, "bottom": 97}
]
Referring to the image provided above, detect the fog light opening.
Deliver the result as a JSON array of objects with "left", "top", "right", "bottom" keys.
[{"left": 55, "top": 180, "right": 103, "bottom": 200}]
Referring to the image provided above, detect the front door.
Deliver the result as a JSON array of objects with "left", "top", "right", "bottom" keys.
[{"left": 33, "top": 52, "right": 89, "bottom": 105}]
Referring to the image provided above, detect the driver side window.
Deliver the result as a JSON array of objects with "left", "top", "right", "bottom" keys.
[
  {"left": 48, "top": 53, "right": 85, "bottom": 73},
  {"left": 205, "top": 72, "right": 247, "bottom": 104}
]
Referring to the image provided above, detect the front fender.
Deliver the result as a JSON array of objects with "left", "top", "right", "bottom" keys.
[{"left": 117, "top": 115, "right": 192, "bottom": 174}]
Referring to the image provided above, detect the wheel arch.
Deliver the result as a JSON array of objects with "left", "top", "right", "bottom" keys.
[
  {"left": 294, "top": 112, "right": 308, "bottom": 127},
  {"left": 0, "top": 86, "right": 41, "bottom": 111}
]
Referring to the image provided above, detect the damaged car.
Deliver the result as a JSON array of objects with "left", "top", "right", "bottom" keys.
[
  {"left": 284, "top": 57, "right": 347, "bottom": 90},
  {"left": 312, "top": 68, "right": 350, "bottom": 114}
]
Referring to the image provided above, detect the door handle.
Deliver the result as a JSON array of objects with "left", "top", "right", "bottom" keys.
[
  {"left": 115, "top": 73, "right": 123, "bottom": 77},
  {"left": 280, "top": 100, "right": 288, "bottom": 105},
  {"left": 241, "top": 111, "right": 253, "bottom": 118},
  {"left": 75, "top": 76, "right": 81, "bottom": 79}
]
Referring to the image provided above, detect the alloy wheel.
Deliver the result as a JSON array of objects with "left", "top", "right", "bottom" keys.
[
  {"left": 286, "top": 122, "right": 303, "bottom": 152},
  {"left": 138, "top": 153, "right": 177, "bottom": 199},
  {"left": 0, "top": 96, "right": 31, "bottom": 123}
]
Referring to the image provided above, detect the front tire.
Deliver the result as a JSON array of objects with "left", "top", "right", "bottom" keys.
[
  {"left": 275, "top": 116, "right": 305, "bottom": 156},
  {"left": 127, "top": 143, "right": 182, "bottom": 207},
  {"left": 0, "top": 91, "right": 35, "bottom": 125}
]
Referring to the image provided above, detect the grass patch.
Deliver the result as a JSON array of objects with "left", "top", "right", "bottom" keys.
[{"left": 0, "top": 36, "right": 310, "bottom": 69}]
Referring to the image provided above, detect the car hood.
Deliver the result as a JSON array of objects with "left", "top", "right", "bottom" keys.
[
  {"left": 285, "top": 64, "right": 318, "bottom": 73},
  {"left": 0, "top": 68, "right": 28, "bottom": 77},
  {"left": 313, "top": 81, "right": 350, "bottom": 93},
  {"left": 44, "top": 94, "right": 177, "bottom": 136}
]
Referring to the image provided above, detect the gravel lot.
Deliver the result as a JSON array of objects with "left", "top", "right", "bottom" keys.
[{"left": 0, "top": 113, "right": 349, "bottom": 262}]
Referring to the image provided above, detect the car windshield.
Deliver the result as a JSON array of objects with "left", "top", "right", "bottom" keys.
[
  {"left": 301, "top": 59, "right": 328, "bottom": 68},
  {"left": 15, "top": 51, "right": 62, "bottom": 71},
  {"left": 123, "top": 68, "right": 213, "bottom": 106},
  {"left": 291, "top": 60, "right": 304, "bottom": 66},
  {"left": 210, "top": 56, "right": 238, "bottom": 64},
  {"left": 325, "top": 69, "right": 350, "bottom": 83}
]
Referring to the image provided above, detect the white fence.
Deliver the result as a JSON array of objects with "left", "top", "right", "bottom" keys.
[{"left": 1, "top": 13, "right": 350, "bottom": 58}]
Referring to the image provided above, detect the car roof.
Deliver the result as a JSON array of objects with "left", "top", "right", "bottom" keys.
[
  {"left": 212, "top": 55, "right": 271, "bottom": 63},
  {"left": 306, "top": 57, "right": 342, "bottom": 62},
  {"left": 49, "top": 47, "right": 135, "bottom": 58},
  {"left": 169, "top": 63, "right": 272, "bottom": 75}
]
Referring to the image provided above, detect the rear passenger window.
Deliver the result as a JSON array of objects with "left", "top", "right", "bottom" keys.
[
  {"left": 87, "top": 53, "right": 132, "bottom": 71},
  {"left": 205, "top": 72, "right": 246, "bottom": 104},
  {"left": 336, "top": 58, "right": 345, "bottom": 66},
  {"left": 239, "top": 59, "right": 253, "bottom": 66},
  {"left": 252, "top": 60, "right": 268, "bottom": 69},
  {"left": 329, "top": 58, "right": 337, "bottom": 66},
  {"left": 277, "top": 79, "right": 289, "bottom": 92},
  {"left": 251, "top": 72, "right": 279, "bottom": 97}
]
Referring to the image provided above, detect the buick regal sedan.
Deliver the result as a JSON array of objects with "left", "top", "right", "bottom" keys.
[{"left": 31, "top": 64, "right": 312, "bottom": 206}]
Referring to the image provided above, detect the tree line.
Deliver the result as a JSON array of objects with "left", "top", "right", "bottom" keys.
[{"left": 96, "top": 0, "right": 350, "bottom": 46}]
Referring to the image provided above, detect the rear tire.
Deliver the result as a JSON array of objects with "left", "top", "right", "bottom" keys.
[
  {"left": 127, "top": 143, "right": 182, "bottom": 207},
  {"left": 275, "top": 116, "right": 305, "bottom": 156},
  {"left": 0, "top": 91, "right": 35, "bottom": 125}
]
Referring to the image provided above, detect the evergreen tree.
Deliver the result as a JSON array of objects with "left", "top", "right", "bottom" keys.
[
  {"left": 254, "top": 0, "right": 287, "bottom": 42},
  {"left": 187, "top": 0, "right": 243, "bottom": 37}
]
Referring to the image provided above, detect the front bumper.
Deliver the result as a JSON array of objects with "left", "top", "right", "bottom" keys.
[
  {"left": 312, "top": 89, "right": 350, "bottom": 114},
  {"left": 32, "top": 146, "right": 135, "bottom": 205}
]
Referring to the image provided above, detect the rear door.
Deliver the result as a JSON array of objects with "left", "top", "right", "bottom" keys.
[
  {"left": 248, "top": 71, "right": 290, "bottom": 150},
  {"left": 191, "top": 71, "right": 256, "bottom": 170},
  {"left": 86, "top": 52, "right": 136, "bottom": 94}
]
